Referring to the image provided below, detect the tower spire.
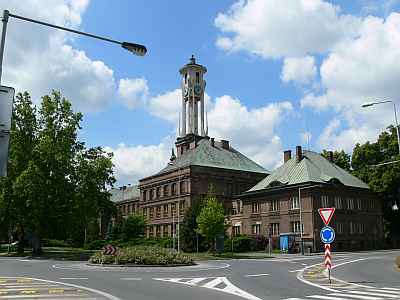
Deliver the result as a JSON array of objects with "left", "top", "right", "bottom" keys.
[{"left": 179, "top": 56, "right": 207, "bottom": 137}]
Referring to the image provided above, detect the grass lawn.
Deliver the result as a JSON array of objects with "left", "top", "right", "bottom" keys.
[
  {"left": 1, "top": 244, "right": 274, "bottom": 261},
  {"left": 0, "top": 246, "right": 94, "bottom": 261}
]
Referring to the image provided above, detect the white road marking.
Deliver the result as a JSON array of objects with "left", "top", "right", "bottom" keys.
[
  {"left": 347, "top": 290, "right": 398, "bottom": 298},
  {"left": 328, "top": 293, "right": 381, "bottom": 300},
  {"left": 244, "top": 273, "right": 270, "bottom": 277},
  {"left": 59, "top": 278, "right": 88, "bottom": 280},
  {"left": 302, "top": 263, "right": 307, "bottom": 266},
  {"left": 282, "top": 287, "right": 400, "bottom": 300},
  {"left": 154, "top": 277, "right": 262, "bottom": 300},
  {"left": 7, "top": 277, "right": 121, "bottom": 300}
]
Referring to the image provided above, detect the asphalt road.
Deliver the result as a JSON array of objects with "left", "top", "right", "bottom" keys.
[{"left": 0, "top": 250, "right": 398, "bottom": 300}]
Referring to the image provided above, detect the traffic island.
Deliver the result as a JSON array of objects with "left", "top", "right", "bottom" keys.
[{"left": 89, "top": 246, "right": 194, "bottom": 266}]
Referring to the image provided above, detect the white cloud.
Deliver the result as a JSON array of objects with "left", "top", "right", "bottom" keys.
[
  {"left": 147, "top": 89, "right": 182, "bottom": 123},
  {"left": 117, "top": 78, "right": 149, "bottom": 109},
  {"left": 215, "top": 0, "right": 360, "bottom": 59},
  {"left": 281, "top": 56, "right": 317, "bottom": 84},
  {"left": 105, "top": 137, "right": 173, "bottom": 185},
  {"left": 1, "top": 0, "right": 122, "bottom": 112},
  {"left": 208, "top": 95, "right": 293, "bottom": 169},
  {"left": 301, "top": 13, "right": 400, "bottom": 150},
  {"left": 110, "top": 90, "right": 293, "bottom": 182},
  {"left": 147, "top": 89, "right": 212, "bottom": 124}
]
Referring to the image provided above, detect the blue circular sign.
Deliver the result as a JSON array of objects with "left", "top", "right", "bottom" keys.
[{"left": 320, "top": 226, "right": 335, "bottom": 244}]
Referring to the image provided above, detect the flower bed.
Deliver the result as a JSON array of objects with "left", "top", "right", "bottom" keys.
[{"left": 89, "top": 246, "right": 194, "bottom": 266}]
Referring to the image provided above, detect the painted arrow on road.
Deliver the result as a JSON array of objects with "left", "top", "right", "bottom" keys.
[{"left": 154, "top": 277, "right": 263, "bottom": 300}]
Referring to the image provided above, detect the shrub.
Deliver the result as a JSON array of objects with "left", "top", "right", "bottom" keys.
[
  {"left": 224, "top": 235, "right": 267, "bottom": 253},
  {"left": 84, "top": 240, "right": 107, "bottom": 250},
  {"left": 89, "top": 246, "right": 194, "bottom": 265}
]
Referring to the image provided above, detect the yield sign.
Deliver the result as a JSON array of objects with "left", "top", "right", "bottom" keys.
[{"left": 318, "top": 208, "right": 335, "bottom": 225}]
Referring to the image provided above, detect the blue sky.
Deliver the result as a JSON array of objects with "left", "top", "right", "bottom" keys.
[{"left": 2, "top": 0, "right": 400, "bottom": 184}]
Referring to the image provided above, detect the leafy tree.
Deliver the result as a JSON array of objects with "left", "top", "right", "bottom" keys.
[
  {"left": 351, "top": 125, "right": 400, "bottom": 242},
  {"left": 321, "top": 149, "right": 351, "bottom": 171},
  {"left": 180, "top": 199, "right": 206, "bottom": 252},
  {"left": 0, "top": 90, "right": 116, "bottom": 254},
  {"left": 121, "top": 214, "right": 146, "bottom": 241},
  {"left": 196, "top": 194, "right": 225, "bottom": 250}
]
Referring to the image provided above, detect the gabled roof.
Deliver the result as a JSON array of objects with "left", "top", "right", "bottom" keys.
[
  {"left": 110, "top": 185, "right": 140, "bottom": 203},
  {"left": 248, "top": 150, "right": 369, "bottom": 192},
  {"left": 157, "top": 138, "right": 269, "bottom": 175}
]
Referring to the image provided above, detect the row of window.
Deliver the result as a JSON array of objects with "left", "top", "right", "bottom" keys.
[
  {"left": 142, "top": 181, "right": 186, "bottom": 201},
  {"left": 147, "top": 223, "right": 180, "bottom": 237},
  {"left": 240, "top": 221, "right": 365, "bottom": 236},
  {"left": 119, "top": 203, "right": 139, "bottom": 215},
  {"left": 143, "top": 201, "right": 186, "bottom": 220},
  {"left": 249, "top": 195, "right": 375, "bottom": 213}
]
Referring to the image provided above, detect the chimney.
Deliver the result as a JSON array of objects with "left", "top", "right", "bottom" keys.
[
  {"left": 284, "top": 150, "right": 292, "bottom": 163},
  {"left": 296, "top": 146, "right": 302, "bottom": 162},
  {"left": 328, "top": 151, "right": 334, "bottom": 163},
  {"left": 211, "top": 138, "right": 215, "bottom": 147},
  {"left": 221, "top": 140, "right": 230, "bottom": 150}
]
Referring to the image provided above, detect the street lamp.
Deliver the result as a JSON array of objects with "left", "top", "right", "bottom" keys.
[
  {"left": 361, "top": 100, "right": 400, "bottom": 155},
  {"left": 0, "top": 9, "right": 147, "bottom": 83},
  {"left": 298, "top": 184, "right": 323, "bottom": 255}
]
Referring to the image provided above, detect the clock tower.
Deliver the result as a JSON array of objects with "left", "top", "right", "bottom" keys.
[{"left": 179, "top": 55, "right": 207, "bottom": 136}]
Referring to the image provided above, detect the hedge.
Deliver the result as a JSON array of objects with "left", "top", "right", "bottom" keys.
[
  {"left": 224, "top": 235, "right": 267, "bottom": 252},
  {"left": 89, "top": 246, "right": 193, "bottom": 265}
]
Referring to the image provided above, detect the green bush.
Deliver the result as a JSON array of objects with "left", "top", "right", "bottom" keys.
[
  {"left": 84, "top": 240, "right": 108, "bottom": 250},
  {"left": 224, "top": 235, "right": 267, "bottom": 253},
  {"left": 89, "top": 246, "right": 193, "bottom": 265}
]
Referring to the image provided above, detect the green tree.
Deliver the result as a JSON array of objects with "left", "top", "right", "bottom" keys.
[
  {"left": 321, "top": 149, "right": 351, "bottom": 171},
  {"left": 351, "top": 125, "right": 400, "bottom": 242},
  {"left": 196, "top": 195, "right": 225, "bottom": 250},
  {"left": 72, "top": 147, "right": 115, "bottom": 245},
  {"left": 121, "top": 214, "right": 146, "bottom": 241},
  {"left": 0, "top": 90, "right": 116, "bottom": 254},
  {"left": 180, "top": 199, "right": 206, "bottom": 252}
]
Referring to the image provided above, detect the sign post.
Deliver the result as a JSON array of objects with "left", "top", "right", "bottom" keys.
[
  {"left": 318, "top": 207, "right": 335, "bottom": 284},
  {"left": 324, "top": 244, "right": 332, "bottom": 283},
  {"left": 0, "top": 85, "right": 15, "bottom": 177}
]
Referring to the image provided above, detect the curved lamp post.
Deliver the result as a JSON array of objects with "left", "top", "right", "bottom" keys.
[
  {"left": 361, "top": 100, "right": 400, "bottom": 155},
  {"left": 0, "top": 9, "right": 147, "bottom": 84}
]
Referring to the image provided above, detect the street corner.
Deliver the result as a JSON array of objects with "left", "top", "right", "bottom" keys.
[{"left": 0, "top": 276, "right": 120, "bottom": 299}]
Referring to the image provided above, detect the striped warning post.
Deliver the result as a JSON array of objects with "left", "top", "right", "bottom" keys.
[{"left": 324, "top": 243, "right": 331, "bottom": 269}]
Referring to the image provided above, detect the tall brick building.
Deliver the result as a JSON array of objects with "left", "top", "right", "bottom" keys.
[{"left": 111, "top": 57, "right": 269, "bottom": 238}]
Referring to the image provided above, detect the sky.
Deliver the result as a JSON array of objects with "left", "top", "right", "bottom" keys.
[{"left": 2, "top": 0, "right": 400, "bottom": 185}]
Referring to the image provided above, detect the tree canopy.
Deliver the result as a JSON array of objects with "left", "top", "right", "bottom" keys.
[
  {"left": 0, "top": 91, "right": 115, "bottom": 254},
  {"left": 196, "top": 194, "right": 225, "bottom": 249}
]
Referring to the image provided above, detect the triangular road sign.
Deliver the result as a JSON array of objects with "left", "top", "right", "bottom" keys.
[{"left": 318, "top": 208, "right": 335, "bottom": 225}]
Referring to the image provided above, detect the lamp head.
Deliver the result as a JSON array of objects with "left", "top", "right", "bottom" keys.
[
  {"left": 361, "top": 103, "right": 375, "bottom": 108},
  {"left": 121, "top": 42, "right": 147, "bottom": 56}
]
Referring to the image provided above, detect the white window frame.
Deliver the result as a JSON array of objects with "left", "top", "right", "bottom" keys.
[{"left": 291, "top": 196, "right": 300, "bottom": 209}]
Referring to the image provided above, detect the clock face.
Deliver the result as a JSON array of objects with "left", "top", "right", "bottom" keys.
[
  {"left": 194, "top": 84, "right": 202, "bottom": 95},
  {"left": 183, "top": 87, "right": 189, "bottom": 97}
]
